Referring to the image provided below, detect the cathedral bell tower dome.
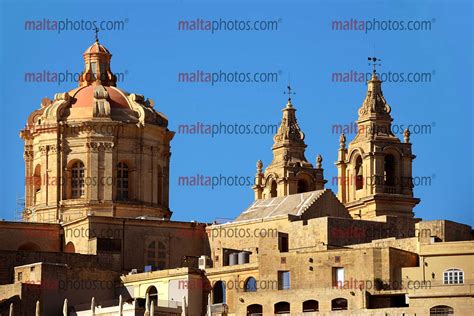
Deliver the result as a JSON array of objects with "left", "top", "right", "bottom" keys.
[
  {"left": 20, "top": 37, "right": 175, "bottom": 223},
  {"left": 335, "top": 59, "right": 420, "bottom": 220},
  {"left": 253, "top": 87, "right": 327, "bottom": 200}
]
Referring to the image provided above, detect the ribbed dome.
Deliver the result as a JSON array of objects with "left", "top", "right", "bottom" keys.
[
  {"left": 83, "top": 41, "right": 111, "bottom": 55},
  {"left": 68, "top": 85, "right": 130, "bottom": 109}
]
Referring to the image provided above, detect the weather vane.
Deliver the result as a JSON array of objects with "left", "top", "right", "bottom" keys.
[
  {"left": 368, "top": 56, "right": 381, "bottom": 74},
  {"left": 284, "top": 85, "right": 296, "bottom": 101},
  {"left": 284, "top": 75, "right": 296, "bottom": 101},
  {"left": 94, "top": 27, "right": 99, "bottom": 43}
]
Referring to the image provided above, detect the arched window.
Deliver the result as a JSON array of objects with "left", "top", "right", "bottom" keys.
[
  {"left": 430, "top": 305, "right": 454, "bottom": 315},
  {"left": 270, "top": 180, "right": 277, "bottom": 198},
  {"left": 71, "top": 161, "right": 85, "bottom": 198},
  {"left": 384, "top": 154, "right": 396, "bottom": 186},
  {"left": 157, "top": 166, "right": 163, "bottom": 205},
  {"left": 297, "top": 179, "right": 308, "bottom": 193},
  {"left": 303, "top": 300, "right": 319, "bottom": 312},
  {"left": 146, "top": 286, "right": 158, "bottom": 305},
  {"left": 331, "top": 298, "right": 348, "bottom": 311},
  {"left": 274, "top": 301, "right": 290, "bottom": 314},
  {"left": 245, "top": 277, "right": 257, "bottom": 292},
  {"left": 247, "top": 304, "right": 262, "bottom": 315},
  {"left": 33, "top": 164, "right": 42, "bottom": 193},
  {"left": 212, "top": 281, "right": 226, "bottom": 304},
  {"left": 64, "top": 242, "right": 75, "bottom": 253},
  {"left": 146, "top": 241, "right": 167, "bottom": 270},
  {"left": 355, "top": 156, "right": 363, "bottom": 190},
  {"left": 116, "top": 162, "right": 129, "bottom": 200},
  {"left": 443, "top": 269, "right": 464, "bottom": 284}
]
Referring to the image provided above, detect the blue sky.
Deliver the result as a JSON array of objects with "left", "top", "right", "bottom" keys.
[{"left": 0, "top": 0, "right": 472, "bottom": 226}]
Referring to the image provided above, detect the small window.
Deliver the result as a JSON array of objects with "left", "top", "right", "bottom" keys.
[
  {"left": 443, "top": 269, "right": 464, "bottom": 285},
  {"left": 430, "top": 305, "right": 454, "bottom": 315},
  {"left": 278, "top": 271, "right": 290, "bottom": 290},
  {"left": 244, "top": 277, "right": 257, "bottom": 292},
  {"left": 91, "top": 62, "right": 98, "bottom": 79},
  {"left": 71, "top": 161, "right": 85, "bottom": 198},
  {"left": 303, "top": 300, "right": 319, "bottom": 312},
  {"left": 333, "top": 267, "right": 345, "bottom": 288},
  {"left": 116, "top": 162, "right": 129, "bottom": 200},
  {"left": 278, "top": 232, "right": 289, "bottom": 253},
  {"left": 274, "top": 301, "right": 290, "bottom": 314},
  {"left": 331, "top": 298, "right": 348, "bottom": 311},
  {"left": 146, "top": 241, "right": 167, "bottom": 270},
  {"left": 247, "top": 304, "right": 262, "bottom": 315},
  {"left": 17, "top": 272, "right": 22, "bottom": 281}
]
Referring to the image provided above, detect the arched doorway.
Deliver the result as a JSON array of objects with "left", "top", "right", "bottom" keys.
[
  {"left": 146, "top": 286, "right": 158, "bottom": 305},
  {"left": 212, "top": 281, "right": 226, "bottom": 304}
]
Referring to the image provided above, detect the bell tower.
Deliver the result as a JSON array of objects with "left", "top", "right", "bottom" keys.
[
  {"left": 253, "top": 87, "right": 326, "bottom": 200},
  {"left": 335, "top": 60, "right": 419, "bottom": 219}
]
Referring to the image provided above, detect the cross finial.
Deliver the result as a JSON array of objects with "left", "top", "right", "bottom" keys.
[
  {"left": 94, "top": 27, "right": 99, "bottom": 43},
  {"left": 284, "top": 85, "right": 295, "bottom": 101},
  {"left": 368, "top": 56, "right": 381, "bottom": 74}
]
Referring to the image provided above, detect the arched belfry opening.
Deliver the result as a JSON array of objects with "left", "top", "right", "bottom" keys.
[
  {"left": 270, "top": 180, "right": 278, "bottom": 198},
  {"left": 355, "top": 156, "right": 363, "bottom": 190},
  {"left": 384, "top": 154, "right": 396, "bottom": 187}
]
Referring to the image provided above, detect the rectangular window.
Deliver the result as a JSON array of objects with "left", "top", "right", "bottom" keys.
[
  {"left": 278, "top": 232, "right": 289, "bottom": 252},
  {"left": 17, "top": 272, "right": 22, "bottom": 281},
  {"left": 333, "top": 267, "right": 345, "bottom": 288},
  {"left": 278, "top": 271, "right": 290, "bottom": 290}
]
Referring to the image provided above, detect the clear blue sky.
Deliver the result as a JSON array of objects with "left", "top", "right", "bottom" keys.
[{"left": 0, "top": 0, "right": 472, "bottom": 226}]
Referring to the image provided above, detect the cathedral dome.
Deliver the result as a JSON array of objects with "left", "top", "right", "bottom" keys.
[{"left": 68, "top": 85, "right": 131, "bottom": 110}]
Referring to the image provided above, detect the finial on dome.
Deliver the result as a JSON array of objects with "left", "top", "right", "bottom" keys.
[
  {"left": 339, "top": 133, "right": 346, "bottom": 149},
  {"left": 404, "top": 128, "right": 411, "bottom": 143},
  {"left": 316, "top": 154, "right": 323, "bottom": 169},
  {"left": 256, "top": 160, "right": 263, "bottom": 173},
  {"left": 94, "top": 27, "right": 99, "bottom": 43}
]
